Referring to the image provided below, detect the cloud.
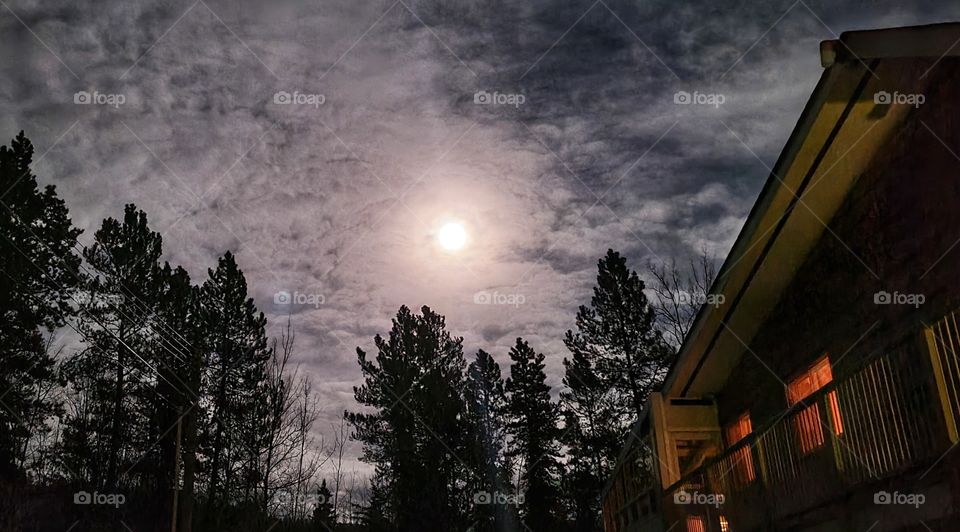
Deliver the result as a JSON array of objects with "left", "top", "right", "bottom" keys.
[{"left": 2, "top": 0, "right": 957, "bottom": 473}]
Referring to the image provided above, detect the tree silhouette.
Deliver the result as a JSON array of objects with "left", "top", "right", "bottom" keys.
[
  {"left": 561, "top": 249, "right": 673, "bottom": 529},
  {"left": 346, "top": 305, "right": 469, "bottom": 531},
  {"left": 0, "top": 131, "right": 82, "bottom": 478},
  {"left": 196, "top": 251, "right": 272, "bottom": 508},
  {"left": 505, "top": 338, "right": 561, "bottom": 532},
  {"left": 464, "top": 349, "right": 515, "bottom": 531},
  {"left": 312, "top": 479, "right": 335, "bottom": 529}
]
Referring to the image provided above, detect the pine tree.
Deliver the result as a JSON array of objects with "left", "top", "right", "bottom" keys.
[
  {"left": 346, "top": 305, "right": 469, "bottom": 531},
  {"left": 561, "top": 249, "right": 673, "bottom": 529},
  {"left": 312, "top": 479, "right": 335, "bottom": 530},
  {"left": 505, "top": 338, "right": 561, "bottom": 532},
  {"left": 464, "top": 350, "right": 514, "bottom": 531},
  {"left": 61, "top": 204, "right": 164, "bottom": 488},
  {"left": 150, "top": 263, "right": 203, "bottom": 531},
  {"left": 560, "top": 349, "right": 618, "bottom": 532},
  {"left": 566, "top": 249, "right": 671, "bottom": 420},
  {"left": 0, "top": 131, "right": 82, "bottom": 477},
  {"left": 196, "top": 251, "right": 271, "bottom": 507}
]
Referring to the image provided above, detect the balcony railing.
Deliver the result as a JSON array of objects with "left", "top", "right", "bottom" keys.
[{"left": 662, "top": 326, "right": 958, "bottom": 532}]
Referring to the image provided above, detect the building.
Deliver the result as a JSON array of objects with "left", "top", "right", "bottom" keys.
[{"left": 601, "top": 22, "right": 960, "bottom": 532}]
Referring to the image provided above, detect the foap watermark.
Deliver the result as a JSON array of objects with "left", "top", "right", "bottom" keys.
[
  {"left": 473, "top": 90, "right": 526, "bottom": 108},
  {"left": 74, "top": 490, "right": 126, "bottom": 508},
  {"left": 74, "top": 90, "right": 126, "bottom": 108},
  {"left": 874, "top": 290, "right": 925, "bottom": 308},
  {"left": 674, "top": 90, "right": 725, "bottom": 108},
  {"left": 274, "top": 290, "right": 325, "bottom": 308},
  {"left": 473, "top": 290, "right": 525, "bottom": 307},
  {"left": 674, "top": 490, "right": 724, "bottom": 508},
  {"left": 874, "top": 490, "right": 925, "bottom": 508},
  {"left": 674, "top": 290, "right": 725, "bottom": 308},
  {"left": 273, "top": 90, "right": 325, "bottom": 108},
  {"left": 473, "top": 490, "right": 524, "bottom": 506},
  {"left": 873, "top": 91, "right": 925, "bottom": 108},
  {"left": 273, "top": 489, "right": 328, "bottom": 507}
]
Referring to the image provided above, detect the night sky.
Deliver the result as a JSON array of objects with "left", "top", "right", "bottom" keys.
[{"left": 2, "top": 0, "right": 957, "bottom": 472}]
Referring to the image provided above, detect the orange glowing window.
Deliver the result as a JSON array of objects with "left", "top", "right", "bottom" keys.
[
  {"left": 686, "top": 516, "right": 705, "bottom": 532},
  {"left": 725, "top": 412, "right": 755, "bottom": 485},
  {"left": 719, "top": 516, "right": 730, "bottom": 532},
  {"left": 787, "top": 355, "right": 843, "bottom": 454}
]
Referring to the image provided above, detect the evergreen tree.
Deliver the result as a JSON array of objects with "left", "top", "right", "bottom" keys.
[
  {"left": 565, "top": 249, "right": 671, "bottom": 420},
  {"left": 312, "top": 479, "right": 335, "bottom": 529},
  {"left": 464, "top": 350, "right": 514, "bottom": 531},
  {"left": 561, "top": 249, "right": 672, "bottom": 529},
  {"left": 505, "top": 338, "right": 560, "bottom": 532},
  {"left": 346, "top": 305, "right": 469, "bottom": 531},
  {"left": 150, "top": 263, "right": 203, "bottom": 531},
  {"left": 61, "top": 204, "right": 164, "bottom": 488},
  {"left": 196, "top": 251, "right": 272, "bottom": 507},
  {"left": 0, "top": 131, "right": 82, "bottom": 477}
]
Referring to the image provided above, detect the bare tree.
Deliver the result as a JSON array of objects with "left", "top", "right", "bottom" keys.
[
  {"left": 329, "top": 418, "right": 349, "bottom": 521},
  {"left": 648, "top": 247, "right": 718, "bottom": 349},
  {"left": 259, "top": 321, "right": 327, "bottom": 518}
]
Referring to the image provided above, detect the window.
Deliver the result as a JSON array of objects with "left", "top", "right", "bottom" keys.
[
  {"left": 787, "top": 355, "right": 843, "bottom": 454},
  {"left": 686, "top": 516, "right": 705, "bottom": 532},
  {"left": 725, "top": 412, "right": 755, "bottom": 485},
  {"left": 719, "top": 515, "right": 730, "bottom": 532}
]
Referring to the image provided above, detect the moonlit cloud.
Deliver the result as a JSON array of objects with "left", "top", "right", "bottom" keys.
[{"left": 2, "top": 0, "right": 957, "bottom": 472}]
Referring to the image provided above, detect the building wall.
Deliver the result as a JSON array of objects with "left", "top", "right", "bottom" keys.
[{"left": 716, "top": 56, "right": 960, "bottom": 431}]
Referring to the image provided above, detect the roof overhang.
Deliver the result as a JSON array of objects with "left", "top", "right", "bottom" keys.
[{"left": 662, "top": 22, "right": 960, "bottom": 399}]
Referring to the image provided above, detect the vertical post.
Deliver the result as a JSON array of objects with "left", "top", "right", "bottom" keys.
[
  {"left": 924, "top": 326, "right": 959, "bottom": 443},
  {"left": 171, "top": 414, "right": 183, "bottom": 532}
]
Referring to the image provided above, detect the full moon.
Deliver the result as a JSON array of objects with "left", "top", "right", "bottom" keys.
[{"left": 437, "top": 222, "right": 467, "bottom": 252}]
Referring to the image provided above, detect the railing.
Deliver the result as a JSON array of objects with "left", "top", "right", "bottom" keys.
[
  {"left": 603, "top": 434, "right": 659, "bottom": 532},
  {"left": 662, "top": 331, "right": 955, "bottom": 532}
]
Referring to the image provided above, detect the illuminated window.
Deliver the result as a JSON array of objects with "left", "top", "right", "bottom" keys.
[
  {"left": 787, "top": 355, "right": 843, "bottom": 454},
  {"left": 686, "top": 516, "right": 705, "bottom": 532},
  {"left": 725, "top": 412, "right": 756, "bottom": 485},
  {"left": 719, "top": 515, "right": 730, "bottom": 532}
]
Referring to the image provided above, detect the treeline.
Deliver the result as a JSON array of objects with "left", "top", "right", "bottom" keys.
[
  {"left": 1, "top": 132, "right": 333, "bottom": 532},
  {"left": 1, "top": 131, "right": 716, "bottom": 532},
  {"left": 344, "top": 248, "right": 679, "bottom": 532}
]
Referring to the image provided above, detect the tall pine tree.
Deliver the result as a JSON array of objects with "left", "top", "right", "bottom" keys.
[
  {"left": 61, "top": 204, "right": 164, "bottom": 488},
  {"left": 196, "top": 251, "right": 272, "bottom": 508},
  {"left": 0, "top": 132, "right": 82, "bottom": 478},
  {"left": 505, "top": 338, "right": 560, "bottom": 532},
  {"left": 561, "top": 249, "right": 673, "bottom": 529},
  {"left": 346, "top": 305, "right": 469, "bottom": 531},
  {"left": 464, "top": 349, "right": 514, "bottom": 531}
]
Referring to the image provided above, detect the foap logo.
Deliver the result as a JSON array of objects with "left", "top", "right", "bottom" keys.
[
  {"left": 673, "top": 490, "right": 724, "bottom": 508},
  {"left": 74, "top": 490, "right": 126, "bottom": 508},
  {"left": 873, "top": 91, "right": 925, "bottom": 108},
  {"left": 274, "top": 290, "right": 326, "bottom": 308},
  {"left": 874, "top": 490, "right": 925, "bottom": 508},
  {"left": 674, "top": 90, "right": 725, "bottom": 108},
  {"left": 473, "top": 490, "right": 524, "bottom": 506},
  {"left": 473, "top": 290, "right": 525, "bottom": 307},
  {"left": 675, "top": 290, "right": 725, "bottom": 308},
  {"left": 273, "top": 90, "right": 325, "bottom": 108},
  {"left": 874, "top": 290, "right": 925, "bottom": 308},
  {"left": 473, "top": 90, "right": 526, "bottom": 108},
  {"left": 74, "top": 90, "right": 126, "bottom": 108},
  {"left": 273, "top": 489, "right": 328, "bottom": 506}
]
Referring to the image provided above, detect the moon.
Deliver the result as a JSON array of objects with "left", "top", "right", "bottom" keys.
[{"left": 437, "top": 222, "right": 467, "bottom": 252}]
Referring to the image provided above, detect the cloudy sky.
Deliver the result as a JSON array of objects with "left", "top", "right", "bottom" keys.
[{"left": 2, "top": 0, "right": 957, "bottom": 472}]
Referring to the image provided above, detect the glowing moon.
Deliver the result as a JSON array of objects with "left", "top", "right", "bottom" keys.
[{"left": 437, "top": 222, "right": 467, "bottom": 252}]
